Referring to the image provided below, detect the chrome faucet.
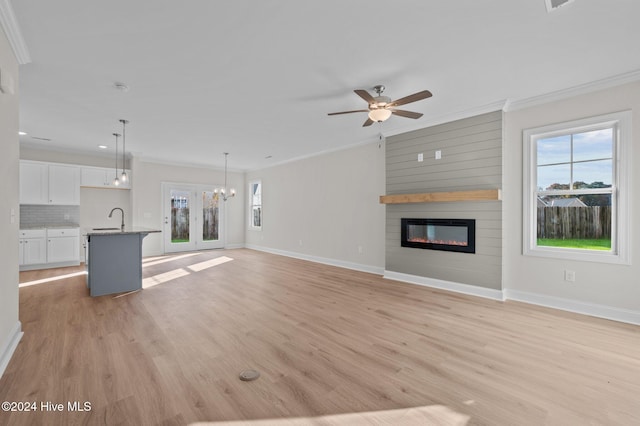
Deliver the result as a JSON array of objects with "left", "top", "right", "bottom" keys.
[{"left": 108, "top": 207, "right": 125, "bottom": 231}]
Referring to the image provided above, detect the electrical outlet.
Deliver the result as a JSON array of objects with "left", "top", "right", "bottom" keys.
[
  {"left": 435, "top": 150, "right": 442, "bottom": 160},
  {"left": 418, "top": 153, "right": 424, "bottom": 162},
  {"left": 564, "top": 270, "right": 576, "bottom": 282}
]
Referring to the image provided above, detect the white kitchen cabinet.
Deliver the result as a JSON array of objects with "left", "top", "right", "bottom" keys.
[
  {"left": 19, "top": 162, "right": 48, "bottom": 204},
  {"left": 48, "top": 164, "right": 80, "bottom": 204},
  {"left": 81, "top": 166, "right": 131, "bottom": 189},
  {"left": 19, "top": 229, "right": 47, "bottom": 265},
  {"left": 19, "top": 161, "right": 80, "bottom": 205},
  {"left": 46, "top": 228, "right": 80, "bottom": 264}
]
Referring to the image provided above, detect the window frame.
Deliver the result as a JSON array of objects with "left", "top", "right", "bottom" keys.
[
  {"left": 522, "top": 111, "right": 631, "bottom": 264},
  {"left": 248, "top": 179, "right": 262, "bottom": 231}
]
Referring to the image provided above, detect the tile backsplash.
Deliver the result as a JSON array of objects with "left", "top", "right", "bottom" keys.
[{"left": 20, "top": 205, "right": 80, "bottom": 228}]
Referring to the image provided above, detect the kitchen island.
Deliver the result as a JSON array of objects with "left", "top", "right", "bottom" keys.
[{"left": 84, "top": 227, "right": 160, "bottom": 297}]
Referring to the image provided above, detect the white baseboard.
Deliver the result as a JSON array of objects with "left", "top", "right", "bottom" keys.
[
  {"left": 0, "top": 321, "right": 23, "bottom": 378},
  {"left": 224, "top": 243, "right": 246, "bottom": 250},
  {"left": 383, "top": 270, "right": 505, "bottom": 301},
  {"left": 504, "top": 289, "right": 640, "bottom": 326},
  {"left": 245, "top": 244, "right": 385, "bottom": 275}
]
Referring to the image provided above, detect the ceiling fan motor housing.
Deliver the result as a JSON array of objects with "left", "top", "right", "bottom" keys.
[{"left": 371, "top": 96, "right": 391, "bottom": 109}]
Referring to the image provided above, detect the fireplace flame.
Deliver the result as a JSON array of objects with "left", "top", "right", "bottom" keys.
[{"left": 407, "top": 237, "right": 468, "bottom": 246}]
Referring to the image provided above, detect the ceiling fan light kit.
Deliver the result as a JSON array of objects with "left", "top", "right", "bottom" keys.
[{"left": 328, "top": 84, "right": 432, "bottom": 127}]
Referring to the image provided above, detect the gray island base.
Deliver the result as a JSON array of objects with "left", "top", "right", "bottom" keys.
[{"left": 85, "top": 228, "right": 160, "bottom": 297}]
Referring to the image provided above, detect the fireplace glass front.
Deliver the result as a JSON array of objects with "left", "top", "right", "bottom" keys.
[{"left": 401, "top": 218, "right": 475, "bottom": 253}]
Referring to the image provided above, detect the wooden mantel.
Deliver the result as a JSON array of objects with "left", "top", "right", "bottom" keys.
[{"left": 379, "top": 189, "right": 501, "bottom": 204}]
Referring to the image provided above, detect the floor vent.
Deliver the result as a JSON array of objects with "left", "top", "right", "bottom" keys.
[
  {"left": 545, "top": 0, "right": 575, "bottom": 12},
  {"left": 239, "top": 369, "right": 260, "bottom": 381}
]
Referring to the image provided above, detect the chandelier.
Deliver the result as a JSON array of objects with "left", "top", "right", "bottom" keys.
[{"left": 214, "top": 152, "right": 236, "bottom": 201}]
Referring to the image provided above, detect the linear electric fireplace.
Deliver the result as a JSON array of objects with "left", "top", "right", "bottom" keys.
[{"left": 401, "top": 218, "right": 476, "bottom": 253}]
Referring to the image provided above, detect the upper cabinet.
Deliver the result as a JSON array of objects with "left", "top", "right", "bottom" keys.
[
  {"left": 19, "top": 161, "right": 48, "bottom": 204},
  {"left": 20, "top": 161, "right": 80, "bottom": 205},
  {"left": 49, "top": 164, "right": 81, "bottom": 204},
  {"left": 80, "top": 166, "right": 131, "bottom": 189}
]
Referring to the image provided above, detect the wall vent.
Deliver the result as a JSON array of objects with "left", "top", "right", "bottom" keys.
[{"left": 545, "top": 0, "right": 575, "bottom": 12}]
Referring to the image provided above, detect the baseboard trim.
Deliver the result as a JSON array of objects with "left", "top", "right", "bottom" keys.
[
  {"left": 245, "top": 244, "right": 384, "bottom": 275},
  {"left": 224, "top": 243, "right": 246, "bottom": 250},
  {"left": 0, "top": 321, "right": 23, "bottom": 378},
  {"left": 504, "top": 289, "right": 640, "bottom": 326},
  {"left": 383, "top": 270, "right": 505, "bottom": 301}
]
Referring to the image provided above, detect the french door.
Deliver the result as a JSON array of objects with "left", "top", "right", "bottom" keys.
[{"left": 162, "top": 183, "right": 224, "bottom": 253}]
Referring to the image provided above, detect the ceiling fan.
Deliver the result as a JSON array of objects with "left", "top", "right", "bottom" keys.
[{"left": 328, "top": 85, "right": 433, "bottom": 127}]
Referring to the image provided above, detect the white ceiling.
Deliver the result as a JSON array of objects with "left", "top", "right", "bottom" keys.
[{"left": 9, "top": 0, "right": 640, "bottom": 171}]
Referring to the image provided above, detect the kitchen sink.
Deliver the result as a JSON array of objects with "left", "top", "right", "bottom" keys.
[{"left": 92, "top": 227, "right": 120, "bottom": 231}]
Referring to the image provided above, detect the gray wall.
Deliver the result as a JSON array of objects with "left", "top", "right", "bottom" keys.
[
  {"left": 130, "top": 158, "right": 246, "bottom": 256},
  {"left": 245, "top": 141, "right": 386, "bottom": 273},
  {"left": 385, "top": 111, "right": 503, "bottom": 289},
  {"left": 0, "top": 26, "right": 21, "bottom": 377},
  {"left": 503, "top": 81, "right": 640, "bottom": 314}
]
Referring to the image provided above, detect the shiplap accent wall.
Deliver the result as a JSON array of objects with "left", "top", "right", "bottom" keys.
[{"left": 385, "top": 111, "right": 503, "bottom": 290}]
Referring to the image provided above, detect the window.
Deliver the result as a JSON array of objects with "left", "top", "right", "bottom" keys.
[
  {"left": 523, "top": 111, "right": 631, "bottom": 264},
  {"left": 249, "top": 180, "right": 262, "bottom": 230}
]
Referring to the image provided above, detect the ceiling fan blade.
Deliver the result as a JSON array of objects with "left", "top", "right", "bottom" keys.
[
  {"left": 388, "top": 90, "right": 433, "bottom": 107},
  {"left": 391, "top": 109, "right": 424, "bottom": 119},
  {"left": 354, "top": 89, "right": 376, "bottom": 104},
  {"left": 327, "top": 110, "right": 369, "bottom": 116},
  {"left": 363, "top": 118, "right": 374, "bottom": 127}
]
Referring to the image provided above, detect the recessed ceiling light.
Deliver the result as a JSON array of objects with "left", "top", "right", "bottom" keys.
[
  {"left": 113, "top": 82, "right": 130, "bottom": 92},
  {"left": 98, "top": 145, "right": 108, "bottom": 149},
  {"left": 18, "top": 131, "right": 27, "bottom": 135}
]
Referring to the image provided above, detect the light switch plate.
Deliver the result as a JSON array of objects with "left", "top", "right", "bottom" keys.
[
  {"left": 435, "top": 150, "right": 442, "bottom": 160},
  {"left": 418, "top": 153, "right": 423, "bottom": 162}
]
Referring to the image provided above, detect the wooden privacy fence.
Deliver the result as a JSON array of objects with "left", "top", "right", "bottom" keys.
[
  {"left": 537, "top": 206, "right": 611, "bottom": 239},
  {"left": 171, "top": 207, "right": 190, "bottom": 240}
]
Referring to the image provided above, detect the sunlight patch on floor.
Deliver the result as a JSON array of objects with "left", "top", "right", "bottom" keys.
[
  {"left": 19, "top": 271, "right": 87, "bottom": 288},
  {"left": 190, "top": 404, "right": 470, "bottom": 425},
  {"left": 143, "top": 268, "right": 190, "bottom": 289},
  {"left": 187, "top": 256, "right": 233, "bottom": 272},
  {"left": 142, "top": 252, "right": 201, "bottom": 268},
  {"left": 143, "top": 255, "right": 234, "bottom": 289}
]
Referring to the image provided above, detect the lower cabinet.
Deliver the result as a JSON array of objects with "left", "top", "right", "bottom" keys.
[
  {"left": 19, "top": 229, "right": 47, "bottom": 265},
  {"left": 46, "top": 228, "right": 80, "bottom": 264},
  {"left": 19, "top": 228, "right": 80, "bottom": 269}
]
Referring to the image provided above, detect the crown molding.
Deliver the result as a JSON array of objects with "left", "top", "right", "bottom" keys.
[
  {"left": 505, "top": 69, "right": 640, "bottom": 112},
  {"left": 0, "top": 0, "right": 31, "bottom": 64}
]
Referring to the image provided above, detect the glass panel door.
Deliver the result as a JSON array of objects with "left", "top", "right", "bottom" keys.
[
  {"left": 199, "top": 189, "right": 223, "bottom": 250},
  {"left": 164, "top": 186, "right": 196, "bottom": 252},
  {"left": 163, "top": 184, "right": 224, "bottom": 253}
]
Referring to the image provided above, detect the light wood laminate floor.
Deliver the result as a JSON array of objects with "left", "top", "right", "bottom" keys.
[{"left": 2, "top": 249, "right": 639, "bottom": 425}]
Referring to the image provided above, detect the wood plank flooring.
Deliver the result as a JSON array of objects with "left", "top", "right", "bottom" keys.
[{"left": 1, "top": 249, "right": 639, "bottom": 425}]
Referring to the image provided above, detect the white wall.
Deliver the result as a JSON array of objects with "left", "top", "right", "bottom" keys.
[
  {"left": 130, "top": 158, "right": 245, "bottom": 256},
  {"left": 79, "top": 187, "right": 133, "bottom": 261},
  {"left": 0, "top": 27, "right": 22, "bottom": 376},
  {"left": 503, "top": 81, "right": 640, "bottom": 322},
  {"left": 245, "top": 141, "right": 386, "bottom": 273}
]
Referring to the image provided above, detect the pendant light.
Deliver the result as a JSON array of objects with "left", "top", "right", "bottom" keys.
[
  {"left": 214, "top": 152, "right": 236, "bottom": 201},
  {"left": 112, "top": 133, "right": 121, "bottom": 186},
  {"left": 119, "top": 119, "right": 129, "bottom": 183}
]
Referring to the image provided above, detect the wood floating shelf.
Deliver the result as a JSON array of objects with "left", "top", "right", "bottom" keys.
[{"left": 379, "top": 189, "right": 501, "bottom": 204}]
